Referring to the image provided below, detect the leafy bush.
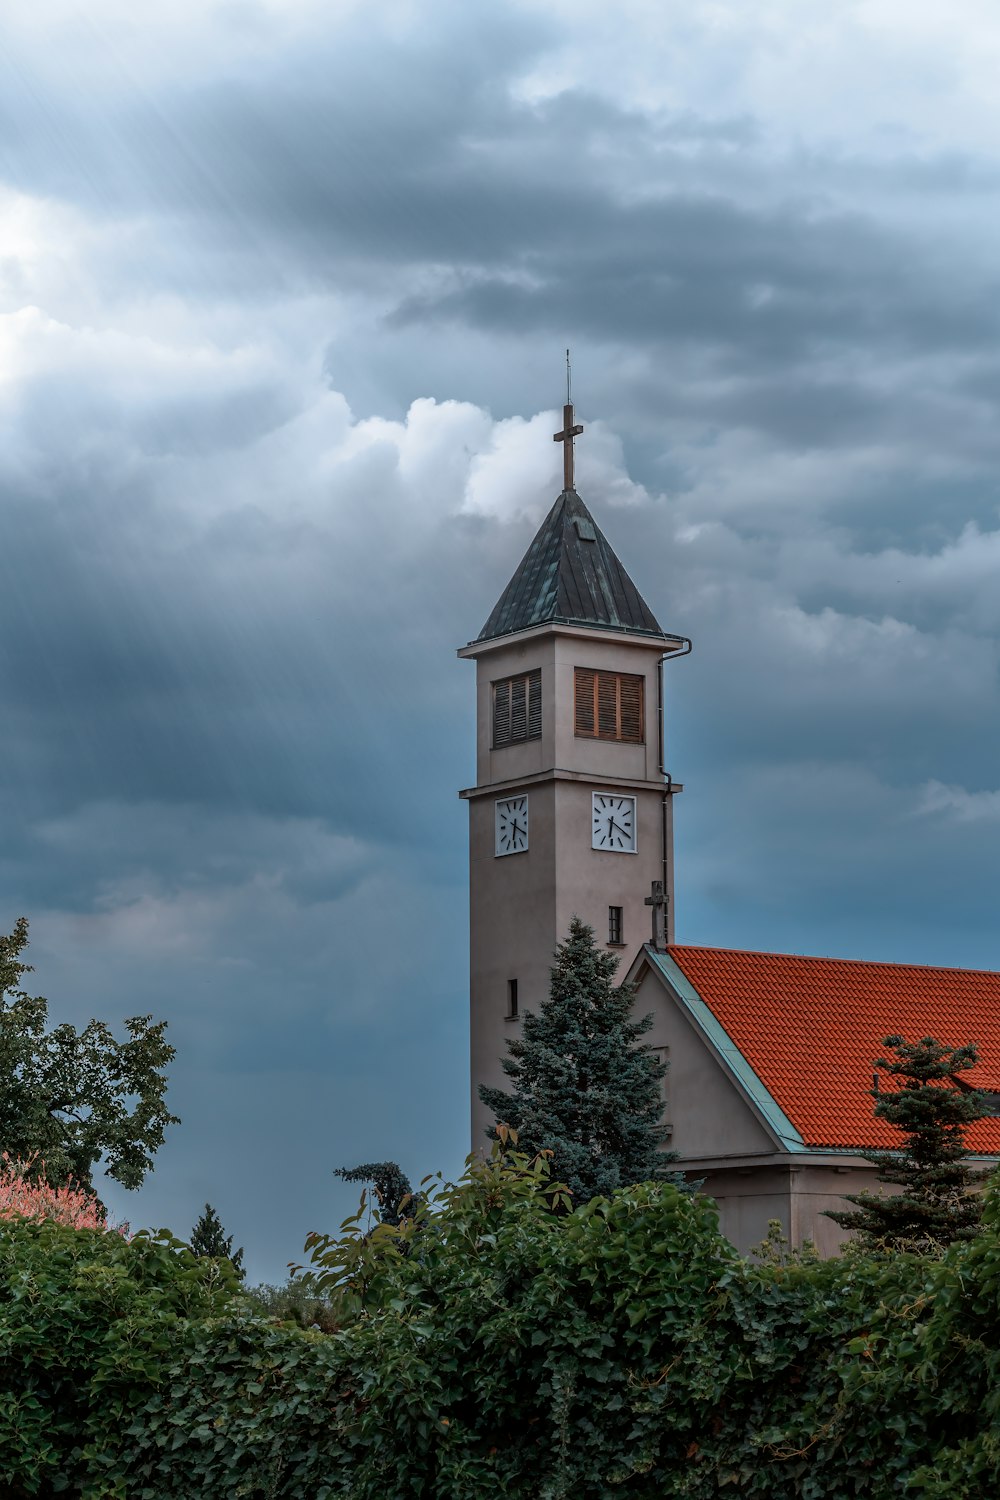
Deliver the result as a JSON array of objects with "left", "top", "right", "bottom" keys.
[
  {"left": 243, "top": 1272, "right": 339, "bottom": 1333},
  {"left": 0, "top": 1218, "right": 241, "bottom": 1497},
  {"left": 3, "top": 1146, "right": 1000, "bottom": 1497}
]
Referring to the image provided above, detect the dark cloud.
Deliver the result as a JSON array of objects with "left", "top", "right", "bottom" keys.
[{"left": 3, "top": 1, "right": 1000, "bottom": 1277}]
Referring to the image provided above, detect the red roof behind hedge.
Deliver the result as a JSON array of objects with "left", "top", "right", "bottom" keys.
[{"left": 667, "top": 945, "right": 1000, "bottom": 1153}]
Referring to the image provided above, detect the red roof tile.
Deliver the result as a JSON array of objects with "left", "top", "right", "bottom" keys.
[{"left": 667, "top": 945, "right": 1000, "bottom": 1154}]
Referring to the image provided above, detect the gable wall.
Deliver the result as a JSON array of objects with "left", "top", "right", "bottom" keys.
[{"left": 634, "top": 967, "right": 774, "bottom": 1159}]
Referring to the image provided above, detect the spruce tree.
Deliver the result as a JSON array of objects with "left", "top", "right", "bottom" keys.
[
  {"left": 826, "top": 1035, "right": 989, "bottom": 1254},
  {"left": 333, "top": 1162, "right": 416, "bottom": 1226},
  {"left": 190, "top": 1202, "right": 245, "bottom": 1280},
  {"left": 479, "top": 916, "right": 683, "bottom": 1204}
]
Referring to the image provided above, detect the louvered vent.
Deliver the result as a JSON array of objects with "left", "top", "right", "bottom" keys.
[
  {"left": 493, "top": 669, "right": 542, "bottom": 748},
  {"left": 574, "top": 667, "right": 644, "bottom": 743}
]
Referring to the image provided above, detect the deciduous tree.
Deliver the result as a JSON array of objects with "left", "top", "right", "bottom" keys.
[{"left": 0, "top": 918, "right": 179, "bottom": 1194}]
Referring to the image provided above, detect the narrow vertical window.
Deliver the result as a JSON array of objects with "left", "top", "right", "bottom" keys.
[
  {"left": 507, "top": 979, "right": 519, "bottom": 1019},
  {"left": 608, "top": 906, "right": 623, "bottom": 945},
  {"left": 493, "top": 670, "right": 542, "bottom": 748},
  {"left": 574, "top": 668, "right": 644, "bottom": 743}
]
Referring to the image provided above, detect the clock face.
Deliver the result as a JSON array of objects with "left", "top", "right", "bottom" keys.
[
  {"left": 495, "top": 796, "right": 529, "bottom": 857},
  {"left": 592, "top": 793, "right": 637, "bottom": 852}
]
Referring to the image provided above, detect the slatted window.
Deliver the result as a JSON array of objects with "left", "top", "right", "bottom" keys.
[
  {"left": 574, "top": 668, "right": 644, "bottom": 743},
  {"left": 608, "top": 906, "right": 624, "bottom": 945},
  {"left": 492, "top": 669, "right": 542, "bottom": 748}
]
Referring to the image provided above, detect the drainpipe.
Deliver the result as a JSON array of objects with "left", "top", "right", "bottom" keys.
[{"left": 658, "top": 637, "right": 692, "bottom": 945}]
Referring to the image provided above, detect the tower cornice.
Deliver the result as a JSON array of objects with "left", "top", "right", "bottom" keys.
[
  {"left": 459, "top": 768, "right": 684, "bottom": 801},
  {"left": 458, "top": 619, "right": 689, "bottom": 660}
]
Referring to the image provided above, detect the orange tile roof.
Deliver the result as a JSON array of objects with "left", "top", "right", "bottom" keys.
[{"left": 667, "top": 945, "right": 1000, "bottom": 1154}]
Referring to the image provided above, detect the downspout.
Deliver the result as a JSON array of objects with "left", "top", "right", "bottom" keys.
[{"left": 658, "top": 637, "right": 692, "bottom": 945}]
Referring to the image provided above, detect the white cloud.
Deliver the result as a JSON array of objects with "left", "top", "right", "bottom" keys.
[{"left": 914, "top": 780, "right": 1000, "bottom": 823}]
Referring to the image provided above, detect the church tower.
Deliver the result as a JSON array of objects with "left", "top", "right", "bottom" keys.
[{"left": 459, "top": 397, "right": 690, "bottom": 1146}]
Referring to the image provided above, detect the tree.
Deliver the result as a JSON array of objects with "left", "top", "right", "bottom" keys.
[
  {"left": 0, "top": 918, "right": 179, "bottom": 1194},
  {"left": 478, "top": 916, "right": 684, "bottom": 1204},
  {"left": 190, "top": 1202, "right": 245, "bottom": 1280},
  {"left": 333, "top": 1161, "right": 416, "bottom": 1227},
  {"left": 826, "top": 1034, "right": 989, "bottom": 1253}
]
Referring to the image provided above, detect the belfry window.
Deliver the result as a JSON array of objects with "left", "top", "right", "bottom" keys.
[
  {"left": 492, "top": 670, "right": 542, "bottom": 748},
  {"left": 574, "top": 668, "right": 644, "bottom": 744}
]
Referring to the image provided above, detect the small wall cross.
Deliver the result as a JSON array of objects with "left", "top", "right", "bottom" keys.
[{"left": 645, "top": 880, "right": 669, "bottom": 951}]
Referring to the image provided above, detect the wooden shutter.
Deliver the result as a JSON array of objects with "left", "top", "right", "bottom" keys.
[
  {"left": 618, "top": 673, "right": 644, "bottom": 743},
  {"left": 527, "top": 671, "right": 542, "bottom": 738},
  {"left": 492, "top": 679, "right": 511, "bottom": 746},
  {"left": 493, "top": 669, "right": 542, "bottom": 747},
  {"left": 510, "top": 676, "right": 527, "bottom": 740},
  {"left": 597, "top": 672, "right": 618, "bottom": 738},
  {"left": 574, "top": 667, "right": 644, "bottom": 743},
  {"left": 574, "top": 667, "right": 596, "bottom": 736}
]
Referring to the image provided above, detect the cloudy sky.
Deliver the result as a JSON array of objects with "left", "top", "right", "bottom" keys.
[{"left": 4, "top": 0, "right": 1000, "bottom": 1280}]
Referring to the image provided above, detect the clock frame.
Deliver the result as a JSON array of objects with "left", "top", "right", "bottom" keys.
[
  {"left": 495, "top": 795, "right": 529, "bottom": 857},
  {"left": 592, "top": 792, "right": 637, "bottom": 853}
]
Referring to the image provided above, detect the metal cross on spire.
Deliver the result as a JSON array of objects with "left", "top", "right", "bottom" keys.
[{"left": 553, "top": 348, "right": 584, "bottom": 491}]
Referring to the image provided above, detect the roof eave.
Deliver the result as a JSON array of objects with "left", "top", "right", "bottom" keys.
[{"left": 459, "top": 620, "right": 689, "bottom": 659}]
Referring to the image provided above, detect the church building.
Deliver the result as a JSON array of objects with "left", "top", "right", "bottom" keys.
[{"left": 460, "top": 399, "right": 1000, "bottom": 1255}]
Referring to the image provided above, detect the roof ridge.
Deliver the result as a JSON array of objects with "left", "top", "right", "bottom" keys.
[{"left": 668, "top": 943, "right": 1000, "bottom": 979}]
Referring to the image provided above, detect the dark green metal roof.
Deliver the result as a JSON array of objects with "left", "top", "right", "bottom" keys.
[{"left": 477, "top": 488, "right": 672, "bottom": 643}]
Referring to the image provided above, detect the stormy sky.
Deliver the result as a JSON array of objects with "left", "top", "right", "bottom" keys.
[{"left": 3, "top": 0, "right": 1000, "bottom": 1280}]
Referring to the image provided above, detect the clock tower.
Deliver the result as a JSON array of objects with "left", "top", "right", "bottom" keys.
[{"left": 459, "top": 401, "right": 690, "bottom": 1146}]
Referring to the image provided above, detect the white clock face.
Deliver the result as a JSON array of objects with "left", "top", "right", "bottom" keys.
[
  {"left": 495, "top": 796, "right": 529, "bottom": 857},
  {"left": 592, "top": 793, "right": 637, "bottom": 852}
]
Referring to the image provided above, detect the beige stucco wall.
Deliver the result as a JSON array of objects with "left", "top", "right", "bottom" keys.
[
  {"left": 471, "top": 626, "right": 668, "bottom": 790},
  {"left": 633, "top": 966, "right": 774, "bottom": 1159},
  {"left": 468, "top": 781, "right": 558, "bottom": 1145},
  {"left": 464, "top": 623, "right": 681, "bottom": 1148},
  {"left": 695, "top": 1163, "right": 886, "bottom": 1256},
  {"left": 632, "top": 965, "right": 894, "bottom": 1256}
]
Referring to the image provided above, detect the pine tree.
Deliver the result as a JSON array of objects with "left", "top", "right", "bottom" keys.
[
  {"left": 825, "top": 1035, "right": 989, "bottom": 1254},
  {"left": 479, "top": 916, "right": 684, "bottom": 1204},
  {"left": 190, "top": 1202, "right": 245, "bottom": 1280},
  {"left": 333, "top": 1162, "right": 416, "bottom": 1226}
]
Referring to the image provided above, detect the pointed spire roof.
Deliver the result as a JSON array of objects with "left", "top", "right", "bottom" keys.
[{"left": 477, "top": 488, "right": 672, "bottom": 644}]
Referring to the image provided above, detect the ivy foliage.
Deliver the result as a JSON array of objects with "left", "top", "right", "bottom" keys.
[
  {"left": 0, "top": 918, "right": 179, "bottom": 1194},
  {"left": 479, "top": 916, "right": 684, "bottom": 1202},
  {"left": 3, "top": 1145, "right": 1000, "bottom": 1497}
]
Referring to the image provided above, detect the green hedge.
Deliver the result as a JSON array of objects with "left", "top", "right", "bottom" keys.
[{"left": 2, "top": 1151, "right": 1000, "bottom": 1498}]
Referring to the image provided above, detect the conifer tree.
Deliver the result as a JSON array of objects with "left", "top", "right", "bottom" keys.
[
  {"left": 190, "top": 1202, "right": 245, "bottom": 1280},
  {"left": 479, "top": 916, "right": 684, "bottom": 1204},
  {"left": 826, "top": 1035, "right": 989, "bottom": 1254},
  {"left": 333, "top": 1162, "right": 416, "bottom": 1226}
]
